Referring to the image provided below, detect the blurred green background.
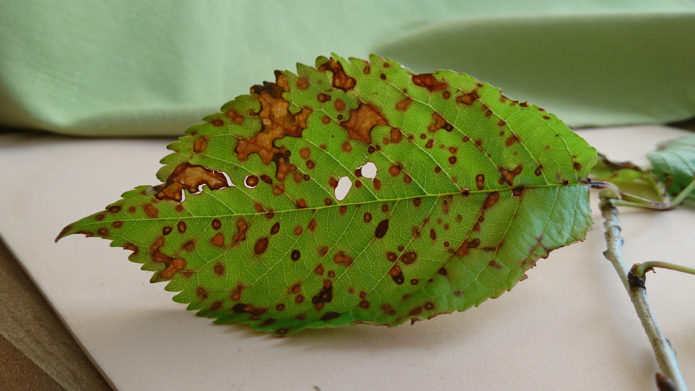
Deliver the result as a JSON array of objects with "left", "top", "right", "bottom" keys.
[{"left": 1, "top": 0, "right": 694, "bottom": 136}]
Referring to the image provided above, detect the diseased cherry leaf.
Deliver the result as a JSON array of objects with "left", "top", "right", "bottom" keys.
[
  {"left": 57, "top": 54, "right": 596, "bottom": 335},
  {"left": 648, "top": 135, "right": 695, "bottom": 202}
]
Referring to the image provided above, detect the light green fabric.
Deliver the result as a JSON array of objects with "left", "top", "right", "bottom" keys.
[{"left": 1, "top": 0, "right": 694, "bottom": 136}]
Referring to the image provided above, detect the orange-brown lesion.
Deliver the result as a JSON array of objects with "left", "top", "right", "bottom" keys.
[
  {"left": 341, "top": 103, "right": 387, "bottom": 144},
  {"left": 155, "top": 163, "right": 230, "bottom": 202},
  {"left": 427, "top": 112, "right": 447, "bottom": 132},
  {"left": 412, "top": 73, "right": 448, "bottom": 91},
  {"left": 235, "top": 71, "right": 312, "bottom": 181},
  {"left": 149, "top": 236, "right": 187, "bottom": 281},
  {"left": 317, "top": 57, "right": 356, "bottom": 91}
]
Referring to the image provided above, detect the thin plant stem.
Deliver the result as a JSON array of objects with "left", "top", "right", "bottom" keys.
[
  {"left": 600, "top": 198, "right": 688, "bottom": 391},
  {"left": 670, "top": 177, "right": 695, "bottom": 207},
  {"left": 633, "top": 261, "right": 695, "bottom": 279}
]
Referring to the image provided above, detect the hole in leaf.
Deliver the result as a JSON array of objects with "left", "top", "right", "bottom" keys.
[
  {"left": 334, "top": 176, "right": 352, "bottom": 201},
  {"left": 359, "top": 162, "right": 377, "bottom": 179}
]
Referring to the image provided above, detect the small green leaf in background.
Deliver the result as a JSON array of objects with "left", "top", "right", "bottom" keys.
[
  {"left": 590, "top": 135, "right": 695, "bottom": 207},
  {"left": 648, "top": 135, "right": 695, "bottom": 202},
  {"left": 590, "top": 153, "right": 667, "bottom": 203},
  {"left": 57, "top": 54, "right": 596, "bottom": 334}
]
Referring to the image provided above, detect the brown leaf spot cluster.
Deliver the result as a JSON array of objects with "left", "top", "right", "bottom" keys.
[
  {"left": 412, "top": 73, "right": 447, "bottom": 91},
  {"left": 341, "top": 103, "right": 387, "bottom": 144},
  {"left": 317, "top": 57, "right": 356, "bottom": 91},
  {"left": 155, "top": 163, "right": 230, "bottom": 202},
  {"left": 236, "top": 72, "right": 311, "bottom": 181}
]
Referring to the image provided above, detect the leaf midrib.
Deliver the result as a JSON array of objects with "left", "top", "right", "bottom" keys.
[{"left": 77, "top": 182, "right": 584, "bottom": 227}]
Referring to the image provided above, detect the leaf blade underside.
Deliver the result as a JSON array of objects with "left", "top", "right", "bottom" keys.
[{"left": 59, "top": 54, "right": 596, "bottom": 335}]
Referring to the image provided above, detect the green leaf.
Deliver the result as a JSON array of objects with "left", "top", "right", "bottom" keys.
[
  {"left": 590, "top": 153, "right": 667, "bottom": 203},
  {"left": 648, "top": 135, "right": 695, "bottom": 201},
  {"left": 57, "top": 54, "right": 596, "bottom": 334}
]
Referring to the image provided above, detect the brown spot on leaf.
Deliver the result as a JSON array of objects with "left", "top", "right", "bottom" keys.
[
  {"left": 317, "top": 57, "right": 356, "bottom": 91},
  {"left": 317, "top": 245, "right": 329, "bottom": 257},
  {"left": 456, "top": 90, "right": 479, "bottom": 106},
  {"left": 111, "top": 221, "right": 123, "bottom": 228},
  {"left": 123, "top": 242, "right": 139, "bottom": 256},
  {"left": 395, "top": 97, "right": 412, "bottom": 111},
  {"left": 307, "top": 218, "right": 317, "bottom": 232},
  {"left": 534, "top": 165, "right": 543, "bottom": 176},
  {"left": 412, "top": 73, "right": 447, "bottom": 91},
  {"left": 151, "top": 241, "right": 186, "bottom": 280},
  {"left": 236, "top": 76, "right": 311, "bottom": 180},
  {"left": 225, "top": 108, "right": 244, "bottom": 124},
  {"left": 143, "top": 205, "right": 158, "bottom": 218},
  {"left": 341, "top": 141, "right": 352, "bottom": 152},
  {"left": 270, "top": 222, "right": 280, "bottom": 235},
  {"left": 333, "top": 252, "right": 353, "bottom": 267},
  {"left": 290, "top": 249, "right": 301, "bottom": 261},
  {"left": 400, "top": 251, "right": 418, "bottom": 264},
  {"left": 317, "top": 93, "right": 331, "bottom": 103},
  {"left": 484, "top": 192, "right": 500, "bottom": 209},
  {"left": 341, "top": 103, "right": 387, "bottom": 144},
  {"left": 296, "top": 76, "right": 310, "bottom": 90},
  {"left": 299, "top": 148, "right": 311, "bottom": 160},
  {"left": 363, "top": 212, "right": 372, "bottom": 223},
  {"left": 448, "top": 156, "right": 457, "bottom": 165},
  {"left": 512, "top": 186, "right": 526, "bottom": 197},
  {"left": 390, "top": 128, "right": 402, "bottom": 143},
  {"left": 321, "top": 311, "right": 340, "bottom": 321},
  {"left": 456, "top": 238, "right": 480, "bottom": 256},
  {"left": 213, "top": 262, "right": 225, "bottom": 276},
  {"left": 475, "top": 174, "right": 485, "bottom": 190},
  {"left": 196, "top": 286, "right": 208, "bottom": 300},
  {"left": 177, "top": 221, "right": 186, "bottom": 233},
  {"left": 375, "top": 219, "right": 389, "bottom": 238},
  {"left": 182, "top": 240, "right": 195, "bottom": 252},
  {"left": 498, "top": 164, "right": 523, "bottom": 186},
  {"left": 254, "top": 237, "right": 269, "bottom": 255},
  {"left": 211, "top": 233, "right": 225, "bottom": 247},
  {"left": 389, "top": 165, "right": 401, "bottom": 176},
  {"left": 311, "top": 280, "right": 333, "bottom": 309},
  {"left": 162, "top": 226, "right": 172, "bottom": 235},
  {"left": 155, "top": 163, "right": 230, "bottom": 202},
  {"left": 389, "top": 265, "right": 405, "bottom": 285},
  {"left": 194, "top": 137, "right": 208, "bottom": 153},
  {"left": 373, "top": 178, "right": 382, "bottom": 190},
  {"left": 295, "top": 198, "right": 307, "bottom": 208},
  {"left": 428, "top": 112, "right": 447, "bottom": 132},
  {"left": 505, "top": 135, "right": 520, "bottom": 146},
  {"left": 245, "top": 175, "right": 259, "bottom": 187},
  {"left": 488, "top": 260, "right": 503, "bottom": 270}
]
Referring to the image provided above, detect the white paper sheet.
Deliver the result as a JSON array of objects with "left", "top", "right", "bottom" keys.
[{"left": 1, "top": 125, "right": 693, "bottom": 390}]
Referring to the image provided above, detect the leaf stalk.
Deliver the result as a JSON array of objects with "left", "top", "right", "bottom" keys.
[{"left": 600, "top": 198, "right": 688, "bottom": 391}]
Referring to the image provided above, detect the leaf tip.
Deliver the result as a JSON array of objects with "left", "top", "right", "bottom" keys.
[{"left": 55, "top": 223, "right": 74, "bottom": 242}]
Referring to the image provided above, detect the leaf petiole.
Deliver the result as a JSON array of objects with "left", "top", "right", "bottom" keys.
[{"left": 631, "top": 261, "right": 695, "bottom": 280}]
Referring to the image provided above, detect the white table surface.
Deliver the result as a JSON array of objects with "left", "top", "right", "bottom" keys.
[{"left": 1, "top": 125, "right": 693, "bottom": 390}]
